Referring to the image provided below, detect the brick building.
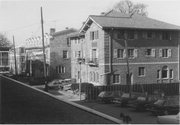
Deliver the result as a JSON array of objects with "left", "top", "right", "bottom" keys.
[
  {"left": 77, "top": 10, "right": 180, "bottom": 86},
  {"left": 68, "top": 32, "right": 90, "bottom": 84},
  {"left": 50, "top": 28, "right": 77, "bottom": 79}
]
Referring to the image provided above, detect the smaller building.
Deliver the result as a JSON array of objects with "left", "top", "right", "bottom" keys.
[
  {"left": 68, "top": 32, "right": 90, "bottom": 84},
  {"left": 9, "top": 47, "right": 26, "bottom": 75},
  {"left": 0, "top": 47, "right": 10, "bottom": 74},
  {"left": 50, "top": 28, "right": 77, "bottom": 80},
  {"left": 24, "top": 33, "right": 50, "bottom": 78}
]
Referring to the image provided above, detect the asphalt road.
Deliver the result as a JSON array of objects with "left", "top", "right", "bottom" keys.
[
  {"left": 0, "top": 76, "right": 121, "bottom": 124},
  {"left": 75, "top": 101, "right": 158, "bottom": 124}
]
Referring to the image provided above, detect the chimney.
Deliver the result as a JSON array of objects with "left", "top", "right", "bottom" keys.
[{"left": 50, "top": 28, "right": 55, "bottom": 35}]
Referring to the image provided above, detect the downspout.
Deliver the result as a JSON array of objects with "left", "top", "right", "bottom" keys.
[{"left": 109, "top": 28, "right": 114, "bottom": 85}]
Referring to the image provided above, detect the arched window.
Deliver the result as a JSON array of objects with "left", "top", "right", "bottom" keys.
[{"left": 162, "top": 66, "right": 168, "bottom": 79}]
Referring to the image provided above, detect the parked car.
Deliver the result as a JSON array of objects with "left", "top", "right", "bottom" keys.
[
  {"left": 146, "top": 96, "right": 179, "bottom": 116},
  {"left": 98, "top": 91, "right": 122, "bottom": 104},
  {"left": 47, "top": 79, "right": 61, "bottom": 90},
  {"left": 157, "top": 112, "right": 180, "bottom": 124},
  {"left": 113, "top": 92, "right": 143, "bottom": 107},
  {"left": 128, "top": 95, "right": 159, "bottom": 111}
]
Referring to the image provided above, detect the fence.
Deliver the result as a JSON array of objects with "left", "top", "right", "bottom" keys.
[{"left": 85, "top": 83, "right": 180, "bottom": 101}]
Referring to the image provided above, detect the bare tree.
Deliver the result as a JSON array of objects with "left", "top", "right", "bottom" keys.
[
  {"left": 0, "top": 33, "right": 12, "bottom": 47},
  {"left": 113, "top": 0, "right": 148, "bottom": 16}
]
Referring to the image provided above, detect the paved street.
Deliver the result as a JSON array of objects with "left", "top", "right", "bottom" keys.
[
  {"left": 0, "top": 76, "right": 121, "bottom": 124},
  {"left": 35, "top": 85, "right": 158, "bottom": 124}
]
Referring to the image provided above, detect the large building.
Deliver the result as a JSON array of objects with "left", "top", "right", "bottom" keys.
[
  {"left": 72, "top": 10, "right": 180, "bottom": 86},
  {"left": 50, "top": 28, "right": 77, "bottom": 79}
]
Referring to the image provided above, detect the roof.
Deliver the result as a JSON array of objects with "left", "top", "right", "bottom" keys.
[
  {"left": 67, "top": 31, "right": 85, "bottom": 38},
  {"left": 80, "top": 10, "right": 180, "bottom": 32},
  {"left": 52, "top": 28, "right": 77, "bottom": 36},
  {"left": 0, "top": 46, "right": 11, "bottom": 51}
]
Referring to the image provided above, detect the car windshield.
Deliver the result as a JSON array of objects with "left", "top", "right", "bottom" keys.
[
  {"left": 154, "top": 99, "right": 165, "bottom": 105},
  {"left": 137, "top": 97, "right": 146, "bottom": 101}
]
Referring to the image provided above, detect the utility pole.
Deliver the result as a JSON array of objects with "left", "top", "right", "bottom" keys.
[
  {"left": 13, "top": 36, "right": 18, "bottom": 75},
  {"left": 124, "top": 31, "right": 130, "bottom": 85},
  {"left": 40, "top": 7, "right": 48, "bottom": 91}
]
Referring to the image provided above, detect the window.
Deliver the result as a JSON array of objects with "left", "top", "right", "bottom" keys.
[
  {"left": 96, "top": 72, "right": 99, "bottom": 82},
  {"left": 117, "top": 31, "right": 124, "bottom": 39},
  {"left": 1, "top": 52, "right": 8, "bottom": 66},
  {"left": 169, "top": 69, "right": 173, "bottom": 79},
  {"left": 90, "top": 31, "right": 99, "bottom": 40},
  {"left": 78, "top": 71, "right": 80, "bottom": 79},
  {"left": 162, "top": 32, "right": 171, "bottom": 40},
  {"left": 128, "top": 31, "right": 135, "bottom": 39},
  {"left": 147, "top": 32, "right": 154, "bottom": 39},
  {"left": 92, "top": 49, "right": 97, "bottom": 59},
  {"left": 56, "top": 66, "right": 65, "bottom": 73},
  {"left": 90, "top": 72, "right": 92, "bottom": 81},
  {"left": 63, "top": 50, "right": 68, "bottom": 59},
  {"left": 128, "top": 49, "right": 138, "bottom": 58},
  {"left": 138, "top": 67, "right": 145, "bottom": 76},
  {"left": 67, "top": 38, "right": 70, "bottom": 47},
  {"left": 78, "top": 51, "right": 81, "bottom": 58},
  {"left": 162, "top": 49, "right": 168, "bottom": 58},
  {"left": 159, "top": 49, "right": 171, "bottom": 58},
  {"left": 20, "top": 48, "right": 25, "bottom": 53},
  {"left": 117, "top": 49, "right": 124, "bottom": 59},
  {"left": 145, "top": 49, "right": 155, "bottom": 57},
  {"left": 162, "top": 66, "right": 168, "bottom": 79},
  {"left": 113, "top": 74, "right": 121, "bottom": 84},
  {"left": 157, "top": 70, "right": 161, "bottom": 79}
]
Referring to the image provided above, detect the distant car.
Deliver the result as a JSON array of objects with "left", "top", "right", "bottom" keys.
[
  {"left": 146, "top": 96, "right": 179, "bottom": 116},
  {"left": 47, "top": 79, "right": 61, "bottom": 90},
  {"left": 98, "top": 91, "right": 114, "bottom": 103},
  {"left": 113, "top": 92, "right": 143, "bottom": 107},
  {"left": 98, "top": 91, "right": 122, "bottom": 104},
  {"left": 157, "top": 112, "right": 180, "bottom": 124},
  {"left": 128, "top": 95, "right": 158, "bottom": 111}
]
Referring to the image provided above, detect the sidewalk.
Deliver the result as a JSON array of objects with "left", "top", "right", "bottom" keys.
[{"left": 33, "top": 85, "right": 85, "bottom": 101}]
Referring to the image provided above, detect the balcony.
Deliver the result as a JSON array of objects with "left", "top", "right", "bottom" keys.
[
  {"left": 77, "top": 57, "right": 85, "bottom": 64},
  {"left": 87, "top": 58, "right": 99, "bottom": 67}
]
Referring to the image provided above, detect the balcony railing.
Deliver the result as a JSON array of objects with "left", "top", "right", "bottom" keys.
[
  {"left": 87, "top": 58, "right": 98, "bottom": 66},
  {"left": 77, "top": 57, "right": 85, "bottom": 64}
]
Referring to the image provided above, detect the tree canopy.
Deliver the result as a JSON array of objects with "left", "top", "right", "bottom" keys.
[
  {"left": 0, "top": 33, "right": 12, "bottom": 47},
  {"left": 113, "top": 0, "right": 148, "bottom": 16}
]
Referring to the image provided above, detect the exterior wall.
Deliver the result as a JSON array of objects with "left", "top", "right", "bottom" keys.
[
  {"left": 84, "top": 23, "right": 105, "bottom": 85},
  {"left": 50, "top": 30, "right": 76, "bottom": 79},
  {"left": 103, "top": 29, "right": 179, "bottom": 85}
]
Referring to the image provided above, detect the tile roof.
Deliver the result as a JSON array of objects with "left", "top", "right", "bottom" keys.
[{"left": 81, "top": 10, "right": 180, "bottom": 31}]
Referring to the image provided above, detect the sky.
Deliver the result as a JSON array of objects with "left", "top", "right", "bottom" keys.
[{"left": 0, "top": 0, "right": 180, "bottom": 47}]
